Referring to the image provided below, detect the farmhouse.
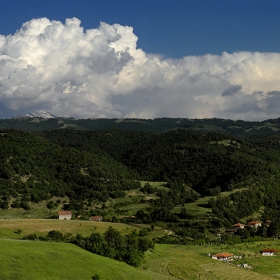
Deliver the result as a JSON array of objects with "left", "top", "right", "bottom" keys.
[
  {"left": 89, "top": 216, "right": 103, "bottom": 222},
  {"left": 58, "top": 211, "right": 72, "bottom": 220},
  {"left": 247, "top": 221, "right": 262, "bottom": 228},
  {"left": 261, "top": 249, "right": 278, "bottom": 256},
  {"left": 212, "top": 252, "right": 234, "bottom": 261},
  {"left": 233, "top": 223, "right": 244, "bottom": 230}
]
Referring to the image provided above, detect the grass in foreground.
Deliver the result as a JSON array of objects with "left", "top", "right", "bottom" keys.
[
  {"left": 1, "top": 239, "right": 280, "bottom": 280},
  {"left": 0, "top": 239, "right": 175, "bottom": 280}
]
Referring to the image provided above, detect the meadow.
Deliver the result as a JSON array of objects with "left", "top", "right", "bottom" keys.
[
  {"left": 0, "top": 219, "right": 166, "bottom": 240},
  {"left": 174, "top": 187, "right": 249, "bottom": 218},
  {"left": 0, "top": 239, "right": 173, "bottom": 280},
  {"left": 0, "top": 181, "right": 278, "bottom": 280},
  {"left": 145, "top": 242, "right": 280, "bottom": 280},
  {"left": 1, "top": 235, "right": 280, "bottom": 280}
]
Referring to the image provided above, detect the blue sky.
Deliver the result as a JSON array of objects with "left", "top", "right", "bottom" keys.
[
  {"left": 1, "top": 0, "right": 279, "bottom": 58},
  {"left": 0, "top": 0, "right": 279, "bottom": 120}
]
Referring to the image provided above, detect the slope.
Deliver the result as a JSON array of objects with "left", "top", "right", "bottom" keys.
[{"left": 0, "top": 239, "right": 174, "bottom": 280}]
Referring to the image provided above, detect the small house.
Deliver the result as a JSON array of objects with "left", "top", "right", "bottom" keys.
[
  {"left": 89, "top": 216, "right": 103, "bottom": 222},
  {"left": 212, "top": 252, "right": 234, "bottom": 261},
  {"left": 261, "top": 249, "right": 277, "bottom": 256},
  {"left": 58, "top": 211, "right": 72, "bottom": 220},
  {"left": 233, "top": 223, "right": 244, "bottom": 230},
  {"left": 247, "top": 221, "right": 262, "bottom": 228}
]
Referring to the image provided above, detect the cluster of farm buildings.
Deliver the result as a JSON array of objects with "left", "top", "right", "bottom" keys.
[
  {"left": 212, "top": 248, "right": 278, "bottom": 261},
  {"left": 57, "top": 211, "right": 102, "bottom": 222},
  {"left": 225, "top": 220, "right": 271, "bottom": 235},
  {"left": 213, "top": 220, "right": 278, "bottom": 261}
]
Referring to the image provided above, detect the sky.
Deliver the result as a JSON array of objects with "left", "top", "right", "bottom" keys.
[{"left": 0, "top": 0, "right": 279, "bottom": 120}]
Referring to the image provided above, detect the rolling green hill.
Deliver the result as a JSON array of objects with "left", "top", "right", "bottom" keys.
[
  {"left": 0, "top": 239, "right": 170, "bottom": 280},
  {"left": 1, "top": 238, "right": 279, "bottom": 280}
]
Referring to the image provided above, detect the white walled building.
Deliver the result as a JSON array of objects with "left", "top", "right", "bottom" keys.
[{"left": 58, "top": 211, "right": 72, "bottom": 220}]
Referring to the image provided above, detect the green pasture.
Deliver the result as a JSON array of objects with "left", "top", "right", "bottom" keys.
[
  {"left": 0, "top": 197, "right": 70, "bottom": 220},
  {"left": 178, "top": 188, "right": 249, "bottom": 218},
  {"left": 145, "top": 242, "right": 280, "bottom": 280},
  {"left": 0, "top": 239, "right": 171, "bottom": 280},
  {"left": 0, "top": 205, "right": 52, "bottom": 220},
  {"left": 1, "top": 238, "right": 280, "bottom": 280},
  {"left": 0, "top": 219, "right": 166, "bottom": 239},
  {"left": 115, "top": 202, "right": 149, "bottom": 216}
]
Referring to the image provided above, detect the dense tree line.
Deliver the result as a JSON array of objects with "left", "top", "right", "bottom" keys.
[{"left": 23, "top": 227, "right": 154, "bottom": 267}]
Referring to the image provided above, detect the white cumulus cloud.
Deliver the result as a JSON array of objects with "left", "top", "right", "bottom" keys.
[{"left": 0, "top": 17, "right": 280, "bottom": 120}]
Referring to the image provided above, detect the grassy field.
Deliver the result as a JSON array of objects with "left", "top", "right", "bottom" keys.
[
  {"left": 0, "top": 218, "right": 280, "bottom": 280},
  {"left": 171, "top": 188, "right": 248, "bottom": 221},
  {"left": 1, "top": 238, "right": 280, "bottom": 280},
  {"left": 145, "top": 242, "right": 280, "bottom": 280},
  {"left": 1, "top": 185, "right": 278, "bottom": 280},
  {"left": 0, "top": 219, "right": 167, "bottom": 239},
  {"left": 0, "top": 197, "right": 70, "bottom": 220},
  {"left": 0, "top": 239, "right": 175, "bottom": 280}
]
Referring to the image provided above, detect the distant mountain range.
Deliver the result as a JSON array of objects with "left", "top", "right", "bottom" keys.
[
  {"left": 2, "top": 115, "right": 280, "bottom": 137},
  {"left": 14, "top": 110, "right": 57, "bottom": 119}
]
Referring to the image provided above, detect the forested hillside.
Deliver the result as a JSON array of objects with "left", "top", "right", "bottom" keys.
[
  {"left": 41, "top": 129, "right": 280, "bottom": 195},
  {"left": 2, "top": 124, "right": 280, "bottom": 241},
  {"left": 2, "top": 116, "right": 280, "bottom": 136},
  {"left": 0, "top": 130, "right": 139, "bottom": 211}
]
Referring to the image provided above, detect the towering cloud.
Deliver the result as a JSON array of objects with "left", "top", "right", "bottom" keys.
[{"left": 0, "top": 17, "right": 279, "bottom": 120}]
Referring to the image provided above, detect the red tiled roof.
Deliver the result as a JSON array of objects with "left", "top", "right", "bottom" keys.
[
  {"left": 248, "top": 221, "right": 261, "bottom": 225},
  {"left": 233, "top": 223, "right": 244, "bottom": 227},
  {"left": 58, "top": 211, "right": 72, "bottom": 215},
  {"left": 261, "top": 249, "right": 278, "bottom": 253},
  {"left": 212, "top": 252, "right": 234, "bottom": 258}
]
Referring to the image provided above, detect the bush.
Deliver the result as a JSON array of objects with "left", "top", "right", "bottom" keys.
[
  {"left": 47, "top": 230, "right": 64, "bottom": 241},
  {"left": 23, "top": 234, "right": 37, "bottom": 240}
]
